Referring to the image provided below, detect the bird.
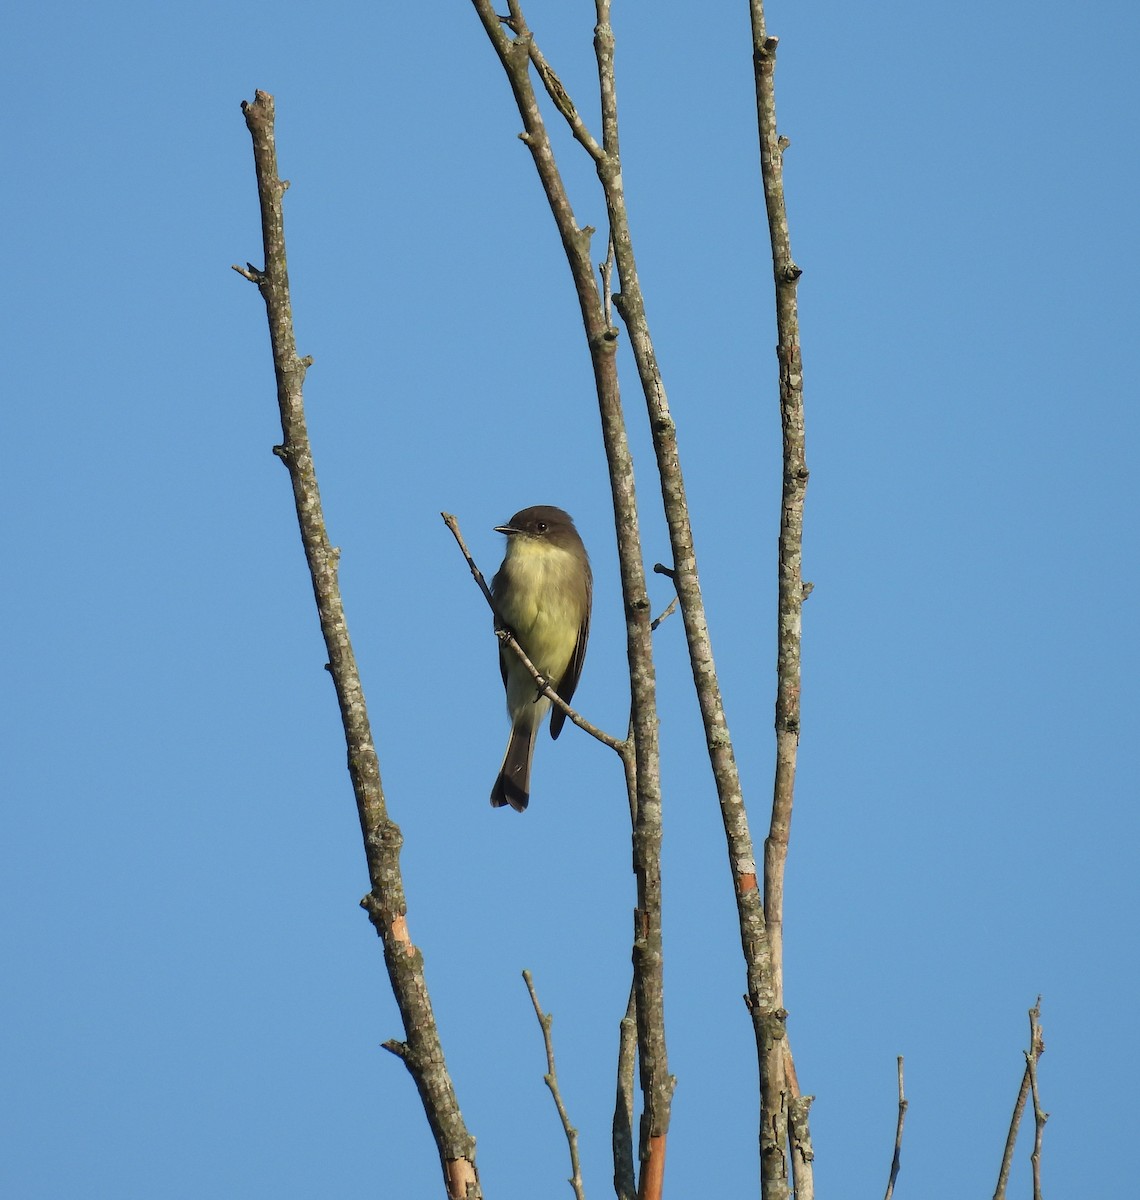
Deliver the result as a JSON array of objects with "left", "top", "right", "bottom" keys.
[{"left": 489, "top": 506, "right": 592, "bottom": 811}]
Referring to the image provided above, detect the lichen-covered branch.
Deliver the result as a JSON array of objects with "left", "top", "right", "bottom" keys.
[
  {"left": 1026, "top": 1005, "right": 1047, "bottom": 1200},
  {"left": 788, "top": 1090, "right": 815, "bottom": 1200},
  {"left": 749, "top": 0, "right": 807, "bottom": 1016},
  {"left": 612, "top": 983, "right": 637, "bottom": 1200},
  {"left": 236, "top": 90, "right": 480, "bottom": 1200},
  {"left": 466, "top": 7, "right": 673, "bottom": 1195},
  {"left": 579, "top": 6, "right": 812, "bottom": 1194},
  {"left": 748, "top": 3, "right": 812, "bottom": 1195},
  {"left": 591, "top": 0, "right": 778, "bottom": 1008}
]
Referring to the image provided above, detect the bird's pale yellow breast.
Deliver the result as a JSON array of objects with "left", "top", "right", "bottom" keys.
[{"left": 497, "top": 537, "right": 586, "bottom": 677}]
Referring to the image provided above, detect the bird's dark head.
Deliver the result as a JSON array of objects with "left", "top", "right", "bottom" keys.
[{"left": 495, "top": 505, "right": 577, "bottom": 541}]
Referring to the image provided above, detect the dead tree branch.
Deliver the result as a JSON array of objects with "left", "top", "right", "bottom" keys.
[
  {"left": 749, "top": 0, "right": 807, "bottom": 1019},
  {"left": 612, "top": 983, "right": 638, "bottom": 1200},
  {"left": 748, "top": 3, "right": 812, "bottom": 1195},
  {"left": 590, "top": 4, "right": 808, "bottom": 1194},
  {"left": 1026, "top": 1001, "right": 1048, "bottom": 1200},
  {"left": 523, "top": 970, "right": 587, "bottom": 1200},
  {"left": 993, "top": 998, "right": 1046, "bottom": 1200},
  {"left": 235, "top": 90, "right": 480, "bottom": 1200},
  {"left": 468, "top": 6, "right": 673, "bottom": 1196},
  {"left": 883, "top": 1057, "right": 908, "bottom": 1200}
]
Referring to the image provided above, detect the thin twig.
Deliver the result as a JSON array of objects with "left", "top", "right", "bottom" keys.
[
  {"left": 441, "top": 512, "right": 625, "bottom": 754},
  {"left": 1026, "top": 1000, "right": 1048, "bottom": 1200},
  {"left": 526, "top": 41, "right": 605, "bottom": 162},
  {"left": 236, "top": 91, "right": 480, "bottom": 1200},
  {"left": 612, "top": 983, "right": 637, "bottom": 1200},
  {"left": 440, "top": 510, "right": 499, "bottom": 612},
  {"left": 883, "top": 1057, "right": 908, "bottom": 1200},
  {"left": 993, "top": 998, "right": 1046, "bottom": 1200},
  {"left": 650, "top": 597, "right": 679, "bottom": 632},
  {"left": 649, "top": 564, "right": 679, "bottom": 631},
  {"left": 599, "top": 237, "right": 617, "bottom": 333},
  {"left": 523, "top": 970, "right": 587, "bottom": 1200}
]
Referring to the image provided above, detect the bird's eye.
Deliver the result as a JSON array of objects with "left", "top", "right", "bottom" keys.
[{"left": 537, "top": 522, "right": 547, "bottom": 532}]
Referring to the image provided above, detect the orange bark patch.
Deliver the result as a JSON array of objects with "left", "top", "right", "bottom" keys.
[
  {"left": 391, "top": 914, "right": 415, "bottom": 956},
  {"left": 445, "top": 1156, "right": 478, "bottom": 1199}
]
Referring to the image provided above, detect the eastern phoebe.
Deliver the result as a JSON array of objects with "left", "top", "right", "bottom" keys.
[{"left": 490, "top": 506, "right": 592, "bottom": 811}]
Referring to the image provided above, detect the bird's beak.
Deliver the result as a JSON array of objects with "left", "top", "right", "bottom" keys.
[{"left": 494, "top": 524, "right": 521, "bottom": 536}]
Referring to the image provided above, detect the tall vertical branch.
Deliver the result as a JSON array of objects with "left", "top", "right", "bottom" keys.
[
  {"left": 469, "top": 2, "right": 818, "bottom": 1193},
  {"left": 748, "top": 3, "right": 811, "bottom": 1196},
  {"left": 749, "top": 0, "right": 807, "bottom": 1014},
  {"left": 591, "top": 5, "right": 808, "bottom": 1195},
  {"left": 466, "top": 8, "right": 672, "bottom": 1196},
  {"left": 612, "top": 982, "right": 638, "bottom": 1200},
  {"left": 235, "top": 91, "right": 481, "bottom": 1200},
  {"left": 592, "top": 0, "right": 776, "bottom": 988}
]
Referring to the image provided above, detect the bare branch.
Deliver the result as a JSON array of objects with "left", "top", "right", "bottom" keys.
[
  {"left": 649, "top": 565, "right": 679, "bottom": 631},
  {"left": 466, "top": 5, "right": 673, "bottom": 1194},
  {"left": 523, "top": 970, "right": 587, "bottom": 1200},
  {"left": 441, "top": 512, "right": 626, "bottom": 754},
  {"left": 440, "top": 509, "right": 499, "bottom": 612},
  {"left": 993, "top": 1067, "right": 1031, "bottom": 1199},
  {"left": 788, "top": 1089, "right": 815, "bottom": 1200},
  {"left": 596, "top": 0, "right": 777, "bottom": 990},
  {"left": 648, "top": 566, "right": 681, "bottom": 633},
  {"left": 883, "top": 1057, "right": 908, "bottom": 1200},
  {"left": 749, "top": 4, "right": 812, "bottom": 1195},
  {"left": 650, "top": 600, "right": 678, "bottom": 632},
  {"left": 599, "top": 237, "right": 617, "bottom": 333},
  {"left": 585, "top": 5, "right": 802, "bottom": 1193},
  {"left": 1026, "top": 1001, "right": 1048, "bottom": 1200},
  {"left": 526, "top": 42, "right": 605, "bottom": 162},
  {"left": 612, "top": 984, "right": 637, "bottom": 1200},
  {"left": 993, "top": 998, "right": 1047, "bottom": 1200},
  {"left": 237, "top": 90, "right": 480, "bottom": 1200}
]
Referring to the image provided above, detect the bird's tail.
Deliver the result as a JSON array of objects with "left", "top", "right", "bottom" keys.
[{"left": 491, "top": 722, "right": 538, "bottom": 812}]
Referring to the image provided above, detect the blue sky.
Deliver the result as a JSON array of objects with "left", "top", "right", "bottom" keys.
[{"left": 4, "top": 2, "right": 1138, "bottom": 1196}]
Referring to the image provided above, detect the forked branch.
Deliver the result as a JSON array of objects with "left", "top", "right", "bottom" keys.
[
  {"left": 468, "top": 6, "right": 673, "bottom": 1197},
  {"left": 993, "top": 999, "right": 1047, "bottom": 1200},
  {"left": 593, "top": 3, "right": 807, "bottom": 1194}
]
